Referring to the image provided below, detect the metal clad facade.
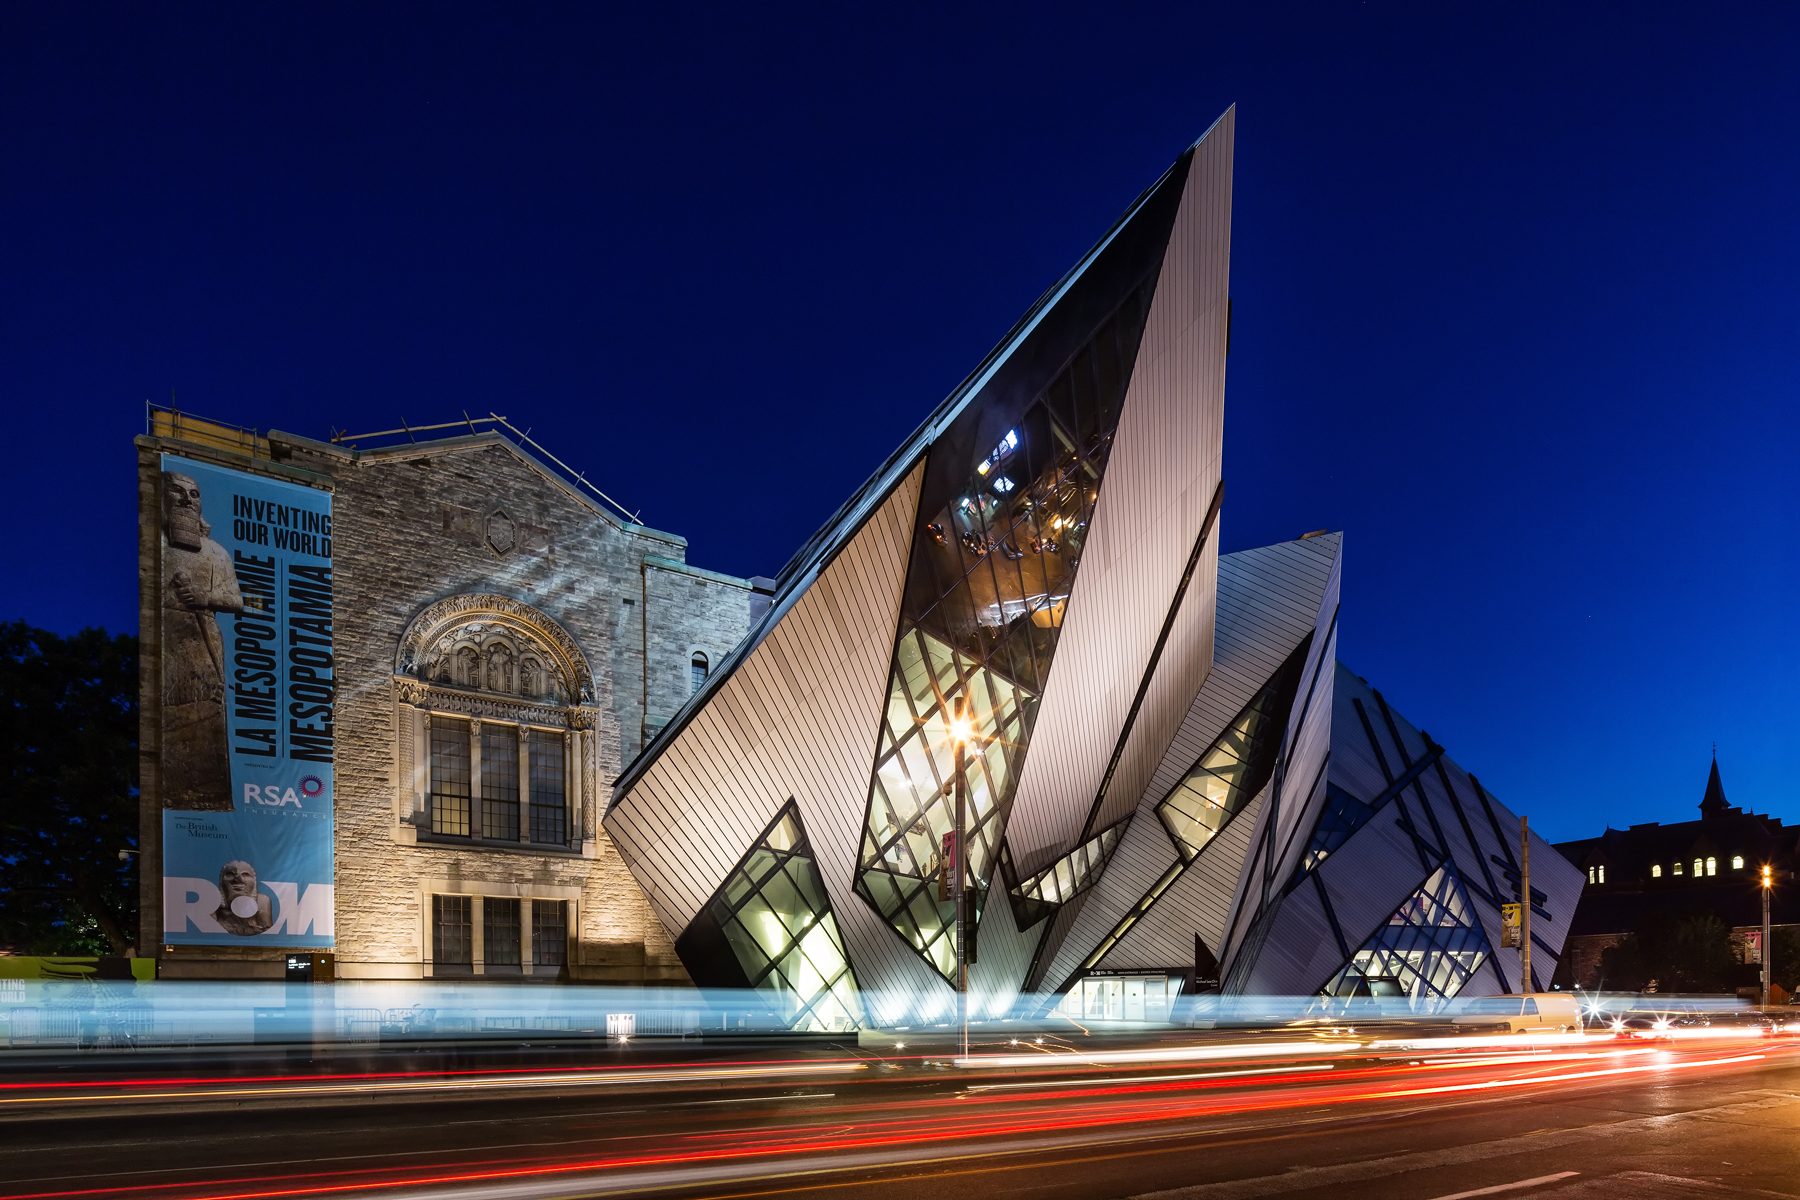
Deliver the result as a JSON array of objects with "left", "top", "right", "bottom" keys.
[{"left": 1004, "top": 110, "right": 1234, "bottom": 873}]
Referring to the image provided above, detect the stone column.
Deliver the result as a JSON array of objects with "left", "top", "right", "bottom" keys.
[{"left": 469, "top": 718, "right": 484, "bottom": 842}]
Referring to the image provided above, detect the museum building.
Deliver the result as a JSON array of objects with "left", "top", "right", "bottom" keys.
[
  {"left": 138, "top": 106, "right": 1583, "bottom": 1007},
  {"left": 139, "top": 410, "right": 770, "bottom": 981},
  {"left": 604, "top": 108, "right": 1584, "bottom": 1029}
]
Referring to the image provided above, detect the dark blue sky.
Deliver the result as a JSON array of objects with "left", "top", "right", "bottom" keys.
[{"left": 3, "top": 4, "right": 1795, "bottom": 842}]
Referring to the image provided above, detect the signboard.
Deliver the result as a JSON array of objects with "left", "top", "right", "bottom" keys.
[
  {"left": 1500, "top": 902, "right": 1522, "bottom": 948},
  {"left": 157, "top": 454, "right": 334, "bottom": 947}
]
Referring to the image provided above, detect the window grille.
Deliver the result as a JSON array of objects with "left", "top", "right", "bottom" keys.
[
  {"left": 430, "top": 718, "right": 471, "bottom": 837},
  {"left": 482, "top": 725, "right": 520, "bottom": 841},
  {"left": 484, "top": 897, "right": 521, "bottom": 968},
  {"left": 529, "top": 730, "right": 567, "bottom": 845},
  {"left": 691, "top": 652, "right": 709, "bottom": 693},
  {"left": 433, "top": 895, "right": 472, "bottom": 969},
  {"left": 533, "top": 900, "right": 567, "bottom": 967}
]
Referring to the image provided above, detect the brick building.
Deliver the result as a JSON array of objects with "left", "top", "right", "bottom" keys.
[
  {"left": 1552, "top": 756, "right": 1800, "bottom": 991},
  {"left": 138, "top": 411, "right": 769, "bottom": 982}
]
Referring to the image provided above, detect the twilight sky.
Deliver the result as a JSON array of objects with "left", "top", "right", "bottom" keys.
[{"left": 2, "top": 4, "right": 1795, "bottom": 842}]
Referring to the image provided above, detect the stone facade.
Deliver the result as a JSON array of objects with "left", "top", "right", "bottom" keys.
[{"left": 137, "top": 418, "right": 766, "bottom": 982}]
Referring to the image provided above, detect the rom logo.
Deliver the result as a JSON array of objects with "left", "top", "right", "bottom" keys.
[{"left": 245, "top": 784, "right": 303, "bottom": 808}]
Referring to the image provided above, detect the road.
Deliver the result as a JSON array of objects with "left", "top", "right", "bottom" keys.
[{"left": 3, "top": 1027, "right": 1798, "bottom": 1200}]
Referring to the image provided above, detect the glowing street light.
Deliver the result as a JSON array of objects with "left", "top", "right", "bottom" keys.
[{"left": 1763, "top": 864, "right": 1774, "bottom": 1009}]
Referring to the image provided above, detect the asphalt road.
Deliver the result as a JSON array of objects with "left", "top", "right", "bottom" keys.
[{"left": 3, "top": 1029, "right": 1798, "bottom": 1200}]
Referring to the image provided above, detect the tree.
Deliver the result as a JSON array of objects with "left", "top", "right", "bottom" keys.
[
  {"left": 0, "top": 622, "right": 138, "bottom": 954},
  {"left": 1598, "top": 910, "right": 1740, "bottom": 994}
]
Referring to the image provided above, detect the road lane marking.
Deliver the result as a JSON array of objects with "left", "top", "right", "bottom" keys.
[{"left": 1422, "top": 1172, "right": 1578, "bottom": 1200}]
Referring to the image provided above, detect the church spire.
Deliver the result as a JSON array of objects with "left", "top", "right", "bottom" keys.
[{"left": 1700, "top": 748, "right": 1729, "bottom": 817}]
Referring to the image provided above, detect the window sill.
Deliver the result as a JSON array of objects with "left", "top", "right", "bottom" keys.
[{"left": 415, "top": 830, "right": 584, "bottom": 858}]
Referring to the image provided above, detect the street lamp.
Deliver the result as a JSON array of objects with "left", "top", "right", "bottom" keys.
[
  {"left": 949, "top": 696, "right": 972, "bottom": 1062},
  {"left": 1762, "top": 864, "right": 1773, "bottom": 1009}
]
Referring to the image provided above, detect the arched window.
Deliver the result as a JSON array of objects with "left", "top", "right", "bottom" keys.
[
  {"left": 691, "top": 651, "right": 709, "bottom": 694},
  {"left": 1706, "top": 856, "right": 1717, "bottom": 876},
  {"left": 1598, "top": 864, "right": 1605, "bottom": 883},
  {"left": 1652, "top": 864, "right": 1662, "bottom": 878},
  {"left": 1732, "top": 855, "right": 1745, "bottom": 870},
  {"left": 1694, "top": 858, "right": 1703, "bottom": 877}
]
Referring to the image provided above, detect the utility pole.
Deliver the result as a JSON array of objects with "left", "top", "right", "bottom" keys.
[
  {"left": 1520, "top": 816, "right": 1532, "bottom": 993},
  {"left": 953, "top": 697, "right": 969, "bottom": 1062},
  {"left": 1763, "top": 864, "right": 1773, "bottom": 1009}
]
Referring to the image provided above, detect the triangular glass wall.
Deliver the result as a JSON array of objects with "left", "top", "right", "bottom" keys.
[
  {"left": 1060, "top": 638, "right": 1309, "bottom": 988},
  {"left": 1299, "top": 783, "right": 1379, "bottom": 874},
  {"left": 1155, "top": 652, "right": 1303, "bottom": 863},
  {"left": 693, "top": 803, "right": 863, "bottom": 1032},
  {"left": 854, "top": 281, "right": 1163, "bottom": 983},
  {"left": 1319, "top": 865, "right": 1491, "bottom": 1008},
  {"left": 1005, "top": 820, "right": 1128, "bottom": 929}
]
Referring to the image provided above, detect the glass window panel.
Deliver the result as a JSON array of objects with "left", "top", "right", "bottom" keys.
[
  {"left": 429, "top": 717, "right": 472, "bottom": 838},
  {"left": 481, "top": 724, "right": 520, "bottom": 842},
  {"left": 707, "top": 808, "right": 863, "bottom": 1027},
  {"left": 532, "top": 899, "right": 567, "bottom": 967},
  {"left": 527, "top": 730, "right": 566, "bottom": 845},
  {"left": 432, "top": 894, "right": 472, "bottom": 966},
  {"left": 483, "top": 897, "right": 521, "bottom": 968}
]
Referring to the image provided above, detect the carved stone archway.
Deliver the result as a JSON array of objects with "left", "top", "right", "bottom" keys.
[{"left": 391, "top": 594, "right": 600, "bottom": 854}]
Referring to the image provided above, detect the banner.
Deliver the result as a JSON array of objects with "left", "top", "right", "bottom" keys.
[{"left": 158, "top": 454, "right": 334, "bottom": 947}]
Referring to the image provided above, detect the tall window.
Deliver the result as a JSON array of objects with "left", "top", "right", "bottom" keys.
[
  {"left": 430, "top": 717, "right": 471, "bottom": 836},
  {"left": 533, "top": 900, "right": 567, "bottom": 967},
  {"left": 432, "top": 895, "right": 472, "bottom": 971},
  {"left": 482, "top": 725, "right": 520, "bottom": 841},
  {"left": 691, "top": 651, "right": 709, "bottom": 693},
  {"left": 1652, "top": 864, "right": 1662, "bottom": 878},
  {"left": 1733, "top": 855, "right": 1745, "bottom": 870},
  {"left": 1706, "top": 856, "right": 1717, "bottom": 876},
  {"left": 529, "top": 730, "right": 567, "bottom": 845},
  {"left": 484, "top": 897, "right": 521, "bottom": 971},
  {"left": 1694, "top": 858, "right": 1703, "bottom": 877}
]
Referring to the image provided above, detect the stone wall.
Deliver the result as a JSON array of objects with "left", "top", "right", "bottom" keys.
[{"left": 137, "top": 423, "right": 766, "bottom": 983}]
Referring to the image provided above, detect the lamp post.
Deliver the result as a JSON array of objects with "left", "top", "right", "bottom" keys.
[
  {"left": 951, "top": 697, "right": 970, "bottom": 1062},
  {"left": 1763, "top": 864, "right": 1773, "bottom": 1009},
  {"left": 1520, "top": 815, "right": 1532, "bottom": 994}
]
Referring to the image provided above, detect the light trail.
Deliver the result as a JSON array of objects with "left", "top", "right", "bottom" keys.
[
  {"left": 8, "top": 1041, "right": 1786, "bottom": 1200},
  {"left": 955, "top": 1038, "right": 1357, "bottom": 1068},
  {"left": 962, "top": 1064, "right": 1336, "bottom": 1093},
  {"left": 0, "top": 1061, "right": 867, "bottom": 1107}
]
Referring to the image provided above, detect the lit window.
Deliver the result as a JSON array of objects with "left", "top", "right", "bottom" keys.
[
  {"left": 1674, "top": 862, "right": 1683, "bottom": 875},
  {"left": 1587, "top": 867, "right": 1596, "bottom": 884},
  {"left": 1652, "top": 864, "right": 1662, "bottom": 878},
  {"left": 1694, "top": 858, "right": 1703, "bottom": 877},
  {"left": 484, "top": 896, "right": 521, "bottom": 971},
  {"left": 691, "top": 651, "right": 709, "bottom": 693},
  {"left": 1732, "top": 855, "right": 1745, "bottom": 870},
  {"left": 1706, "top": 856, "right": 1717, "bottom": 876},
  {"left": 1598, "top": 865, "right": 1605, "bottom": 883}
]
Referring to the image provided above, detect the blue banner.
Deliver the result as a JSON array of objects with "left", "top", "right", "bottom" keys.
[{"left": 158, "top": 454, "right": 334, "bottom": 947}]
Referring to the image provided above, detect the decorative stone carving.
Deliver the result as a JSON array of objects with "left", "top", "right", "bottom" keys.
[
  {"left": 395, "top": 593, "right": 595, "bottom": 705},
  {"left": 486, "top": 508, "right": 517, "bottom": 556}
]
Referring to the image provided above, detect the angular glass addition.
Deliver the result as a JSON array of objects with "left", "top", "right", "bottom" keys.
[
  {"left": 1321, "top": 866, "right": 1490, "bottom": 1006},
  {"left": 1155, "top": 653, "right": 1298, "bottom": 863},
  {"left": 1301, "top": 783, "right": 1377, "bottom": 874},
  {"left": 855, "top": 287, "right": 1154, "bottom": 984},
  {"left": 1008, "top": 820, "right": 1128, "bottom": 929},
  {"left": 709, "top": 806, "right": 863, "bottom": 1032}
]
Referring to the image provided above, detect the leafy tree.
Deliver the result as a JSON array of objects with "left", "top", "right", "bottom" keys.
[
  {"left": 0, "top": 622, "right": 138, "bottom": 954},
  {"left": 1598, "top": 910, "right": 1740, "bottom": 994}
]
